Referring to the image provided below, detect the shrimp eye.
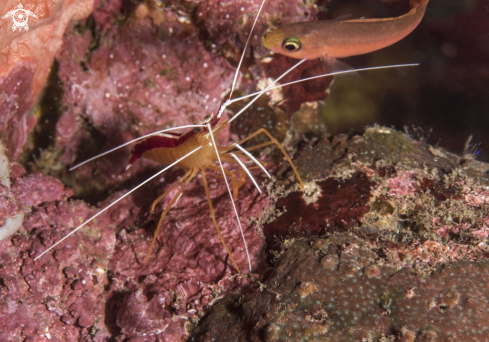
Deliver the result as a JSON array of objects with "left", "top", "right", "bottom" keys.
[
  {"left": 282, "top": 38, "right": 301, "bottom": 52},
  {"left": 194, "top": 127, "right": 202, "bottom": 133}
]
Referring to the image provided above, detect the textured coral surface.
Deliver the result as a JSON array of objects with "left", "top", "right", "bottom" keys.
[
  {"left": 0, "top": 158, "right": 268, "bottom": 341},
  {"left": 1, "top": 0, "right": 489, "bottom": 341},
  {"left": 191, "top": 236, "right": 489, "bottom": 341},
  {"left": 1, "top": 0, "right": 324, "bottom": 340}
]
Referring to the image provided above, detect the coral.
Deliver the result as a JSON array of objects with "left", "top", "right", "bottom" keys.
[
  {"left": 2, "top": 0, "right": 489, "bottom": 340},
  {"left": 191, "top": 236, "right": 489, "bottom": 341},
  {"left": 4, "top": 122, "right": 489, "bottom": 340},
  {"left": 0, "top": 0, "right": 94, "bottom": 158}
]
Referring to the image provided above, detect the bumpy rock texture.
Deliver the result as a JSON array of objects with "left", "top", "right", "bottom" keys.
[
  {"left": 191, "top": 236, "right": 489, "bottom": 341},
  {"left": 1, "top": 0, "right": 489, "bottom": 341},
  {"left": 0, "top": 157, "right": 268, "bottom": 341},
  {"left": 1, "top": 0, "right": 325, "bottom": 340},
  {"left": 190, "top": 125, "right": 489, "bottom": 341}
]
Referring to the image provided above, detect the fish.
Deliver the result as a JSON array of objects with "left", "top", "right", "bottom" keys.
[{"left": 261, "top": 0, "right": 429, "bottom": 60}]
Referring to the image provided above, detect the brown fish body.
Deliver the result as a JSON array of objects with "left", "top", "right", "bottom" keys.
[{"left": 262, "top": 0, "right": 429, "bottom": 59}]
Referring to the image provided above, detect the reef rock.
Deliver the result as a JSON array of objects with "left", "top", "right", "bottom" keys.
[
  {"left": 191, "top": 236, "right": 489, "bottom": 341},
  {"left": 2, "top": 0, "right": 489, "bottom": 341},
  {"left": 0, "top": 0, "right": 94, "bottom": 158}
]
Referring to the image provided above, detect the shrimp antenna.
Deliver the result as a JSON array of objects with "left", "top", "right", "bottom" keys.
[
  {"left": 228, "top": 63, "right": 419, "bottom": 123},
  {"left": 230, "top": 153, "right": 262, "bottom": 194},
  {"left": 229, "top": 0, "right": 268, "bottom": 100},
  {"left": 34, "top": 146, "right": 203, "bottom": 261},
  {"left": 234, "top": 143, "right": 271, "bottom": 179},
  {"left": 218, "top": 58, "right": 307, "bottom": 120},
  {"left": 206, "top": 123, "right": 252, "bottom": 272},
  {"left": 69, "top": 124, "right": 204, "bottom": 171}
]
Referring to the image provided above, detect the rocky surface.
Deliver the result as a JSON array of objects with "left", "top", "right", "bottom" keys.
[
  {"left": 190, "top": 125, "right": 489, "bottom": 341},
  {"left": 191, "top": 236, "right": 489, "bottom": 341},
  {"left": 0, "top": 156, "right": 268, "bottom": 341},
  {"left": 1, "top": 0, "right": 489, "bottom": 341},
  {"left": 0, "top": 0, "right": 95, "bottom": 158}
]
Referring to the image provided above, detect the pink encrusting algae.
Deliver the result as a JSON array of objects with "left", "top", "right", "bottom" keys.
[
  {"left": 1, "top": 0, "right": 489, "bottom": 341},
  {"left": 0, "top": 158, "right": 269, "bottom": 340},
  {"left": 0, "top": 0, "right": 95, "bottom": 158}
]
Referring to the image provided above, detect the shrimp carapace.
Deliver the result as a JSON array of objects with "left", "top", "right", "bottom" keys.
[
  {"left": 128, "top": 118, "right": 305, "bottom": 273},
  {"left": 261, "top": 0, "right": 429, "bottom": 60}
]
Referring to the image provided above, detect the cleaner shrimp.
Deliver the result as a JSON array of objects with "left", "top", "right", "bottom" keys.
[{"left": 33, "top": 0, "right": 418, "bottom": 274}]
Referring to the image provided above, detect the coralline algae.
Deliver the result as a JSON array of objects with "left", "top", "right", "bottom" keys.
[
  {"left": 0, "top": 157, "right": 267, "bottom": 341},
  {"left": 0, "top": 0, "right": 95, "bottom": 158},
  {"left": 2, "top": 125, "right": 489, "bottom": 340},
  {"left": 1, "top": 0, "right": 489, "bottom": 341}
]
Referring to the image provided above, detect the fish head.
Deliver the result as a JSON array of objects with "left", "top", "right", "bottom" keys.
[{"left": 262, "top": 27, "right": 303, "bottom": 58}]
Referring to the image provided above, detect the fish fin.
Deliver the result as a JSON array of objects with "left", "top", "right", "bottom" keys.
[
  {"left": 321, "top": 58, "right": 359, "bottom": 79},
  {"left": 332, "top": 13, "right": 353, "bottom": 21},
  {"left": 410, "top": 0, "right": 429, "bottom": 10}
]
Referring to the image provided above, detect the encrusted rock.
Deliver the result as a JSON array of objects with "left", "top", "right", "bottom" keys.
[{"left": 191, "top": 237, "right": 489, "bottom": 341}]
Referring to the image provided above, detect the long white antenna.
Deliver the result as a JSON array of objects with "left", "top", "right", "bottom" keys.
[
  {"left": 69, "top": 63, "right": 418, "bottom": 170},
  {"left": 230, "top": 153, "right": 262, "bottom": 193},
  {"left": 218, "top": 58, "right": 307, "bottom": 120},
  {"left": 229, "top": 0, "right": 268, "bottom": 99},
  {"left": 34, "top": 146, "right": 203, "bottom": 261},
  {"left": 226, "top": 63, "right": 419, "bottom": 106},
  {"left": 234, "top": 143, "right": 271, "bottom": 178},
  {"left": 206, "top": 124, "right": 252, "bottom": 272},
  {"left": 228, "top": 63, "right": 418, "bottom": 123},
  {"left": 254, "top": 63, "right": 420, "bottom": 97},
  {"left": 69, "top": 124, "right": 204, "bottom": 171}
]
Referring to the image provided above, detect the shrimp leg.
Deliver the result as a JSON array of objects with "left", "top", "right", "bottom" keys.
[
  {"left": 150, "top": 169, "right": 192, "bottom": 213},
  {"left": 145, "top": 168, "right": 199, "bottom": 264},
  {"left": 207, "top": 165, "right": 239, "bottom": 200},
  {"left": 201, "top": 169, "right": 241, "bottom": 273},
  {"left": 219, "top": 155, "right": 264, "bottom": 189},
  {"left": 234, "top": 129, "right": 305, "bottom": 189}
]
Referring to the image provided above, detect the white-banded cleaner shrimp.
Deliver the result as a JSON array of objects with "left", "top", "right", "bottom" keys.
[{"left": 33, "top": 0, "right": 418, "bottom": 275}]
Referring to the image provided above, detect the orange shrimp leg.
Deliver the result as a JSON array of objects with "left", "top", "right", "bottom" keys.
[
  {"left": 201, "top": 169, "right": 241, "bottom": 273},
  {"left": 207, "top": 165, "right": 239, "bottom": 200},
  {"left": 234, "top": 129, "right": 305, "bottom": 190},
  {"left": 219, "top": 155, "right": 265, "bottom": 190},
  {"left": 235, "top": 165, "right": 263, "bottom": 189},
  {"left": 150, "top": 169, "right": 192, "bottom": 213},
  {"left": 145, "top": 168, "right": 199, "bottom": 264},
  {"left": 237, "top": 167, "right": 247, "bottom": 189}
]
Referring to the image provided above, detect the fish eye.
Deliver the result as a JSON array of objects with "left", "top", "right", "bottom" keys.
[{"left": 282, "top": 38, "right": 301, "bottom": 52}]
